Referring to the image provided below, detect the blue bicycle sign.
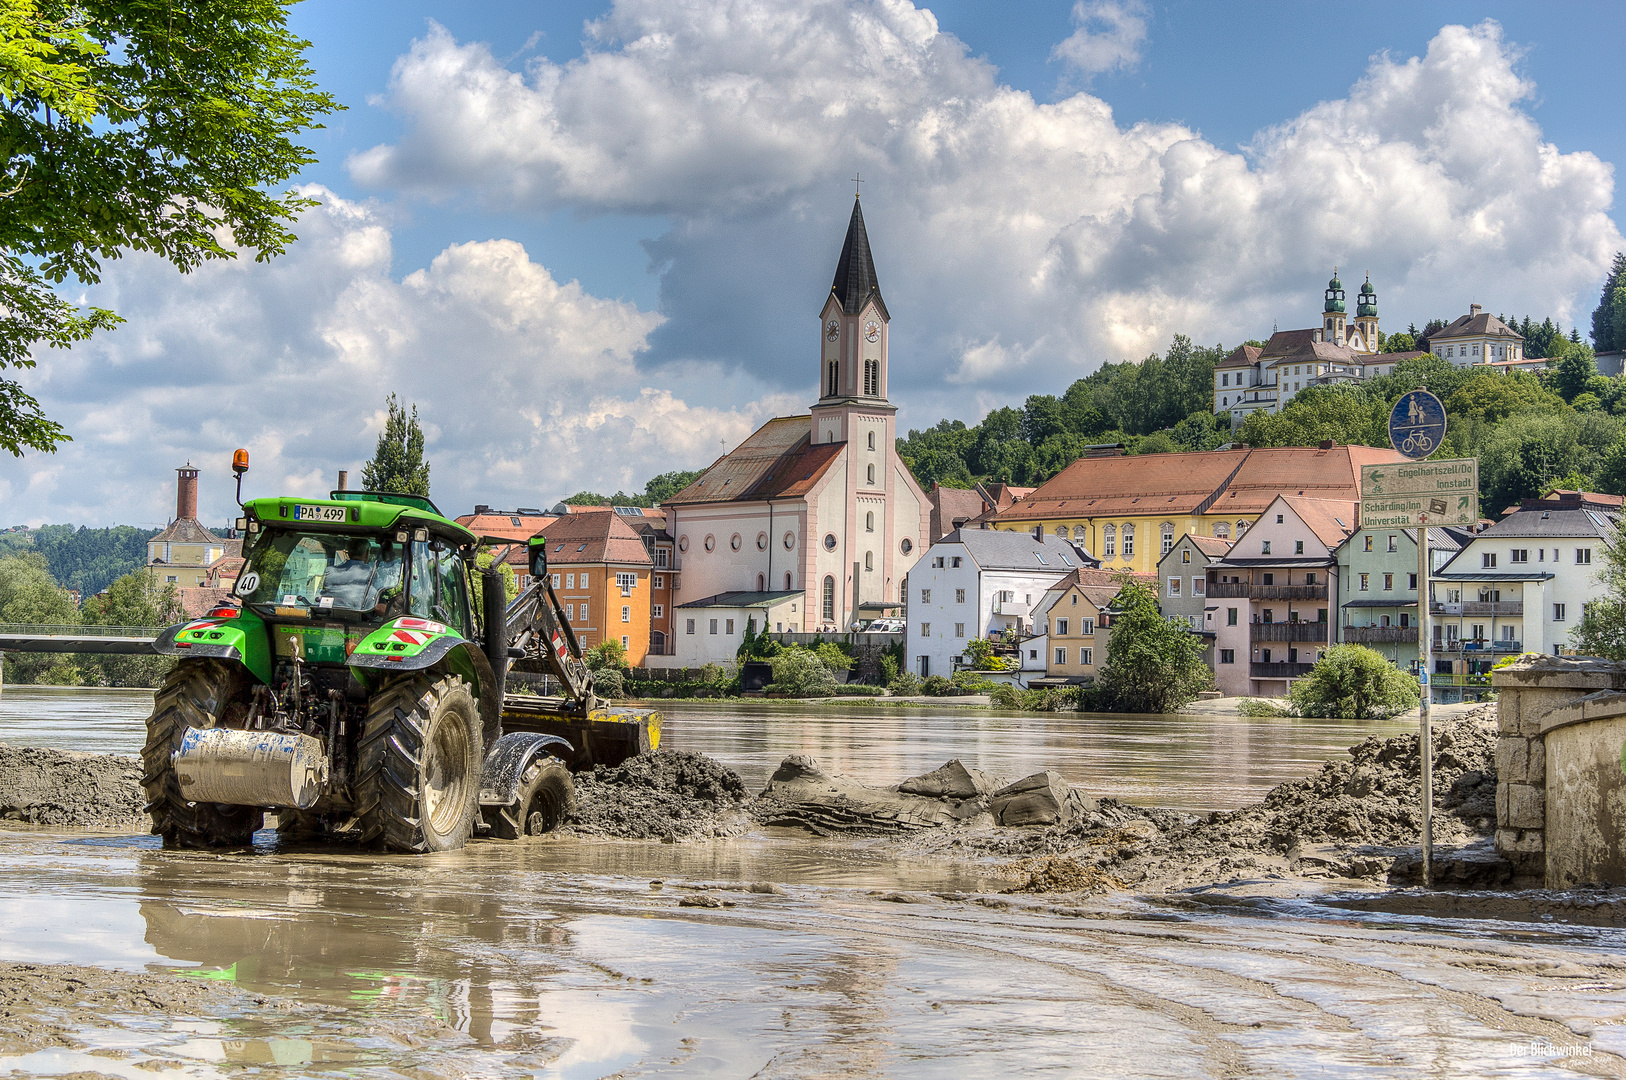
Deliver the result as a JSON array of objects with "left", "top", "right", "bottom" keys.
[{"left": 1389, "top": 389, "right": 1446, "bottom": 461}]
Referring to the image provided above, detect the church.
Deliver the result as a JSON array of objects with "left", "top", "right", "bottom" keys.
[{"left": 658, "top": 195, "right": 929, "bottom": 667}]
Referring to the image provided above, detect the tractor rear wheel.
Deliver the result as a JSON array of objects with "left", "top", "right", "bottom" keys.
[
  {"left": 354, "top": 674, "right": 482, "bottom": 853},
  {"left": 488, "top": 756, "right": 576, "bottom": 839},
  {"left": 142, "top": 659, "right": 264, "bottom": 848}
]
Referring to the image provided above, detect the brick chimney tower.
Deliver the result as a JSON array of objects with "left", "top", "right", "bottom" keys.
[{"left": 176, "top": 464, "right": 199, "bottom": 522}]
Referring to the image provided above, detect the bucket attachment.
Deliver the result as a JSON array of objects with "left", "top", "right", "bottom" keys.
[
  {"left": 499, "top": 695, "right": 661, "bottom": 771},
  {"left": 173, "top": 728, "right": 329, "bottom": 809}
]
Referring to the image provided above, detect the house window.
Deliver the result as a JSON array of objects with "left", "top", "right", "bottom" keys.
[
  {"left": 1359, "top": 573, "right": 1369, "bottom": 591},
  {"left": 1227, "top": 608, "right": 1237, "bottom": 626},
  {"left": 1080, "top": 648, "right": 1092, "bottom": 666},
  {"left": 1161, "top": 523, "right": 1174, "bottom": 556},
  {"left": 921, "top": 623, "right": 931, "bottom": 637},
  {"left": 1555, "top": 603, "right": 1567, "bottom": 621},
  {"left": 1222, "top": 373, "right": 1230, "bottom": 386},
  {"left": 822, "top": 576, "right": 835, "bottom": 621},
  {"left": 955, "top": 589, "right": 965, "bottom": 603},
  {"left": 566, "top": 603, "right": 575, "bottom": 619},
  {"left": 1055, "top": 648, "right": 1066, "bottom": 665},
  {"left": 709, "top": 619, "right": 718, "bottom": 634},
  {"left": 566, "top": 573, "right": 575, "bottom": 589},
  {"left": 1214, "top": 522, "right": 1229, "bottom": 539},
  {"left": 1511, "top": 549, "right": 1528, "bottom": 563},
  {"left": 1261, "top": 540, "right": 1271, "bottom": 554},
  {"left": 1578, "top": 548, "right": 1593, "bottom": 564},
  {"left": 955, "top": 622, "right": 965, "bottom": 638},
  {"left": 655, "top": 550, "right": 669, "bottom": 568},
  {"left": 621, "top": 605, "right": 631, "bottom": 623},
  {"left": 1192, "top": 578, "right": 1205, "bottom": 595},
  {"left": 166, "top": 575, "right": 178, "bottom": 583},
  {"left": 1220, "top": 649, "right": 1235, "bottom": 664},
  {"left": 653, "top": 604, "right": 664, "bottom": 619},
  {"left": 1103, "top": 525, "right": 1116, "bottom": 558},
  {"left": 1058, "top": 618, "right": 1069, "bottom": 636},
  {"left": 951, "top": 557, "right": 962, "bottom": 568},
  {"left": 1383, "top": 574, "right": 1393, "bottom": 591},
  {"left": 653, "top": 575, "right": 665, "bottom": 588},
  {"left": 686, "top": 618, "right": 695, "bottom": 634},
  {"left": 1181, "top": 549, "right": 1191, "bottom": 564},
  {"left": 1482, "top": 553, "right": 1497, "bottom": 568},
  {"left": 1122, "top": 525, "right": 1134, "bottom": 557},
  {"left": 933, "top": 556, "right": 945, "bottom": 568},
  {"left": 1081, "top": 619, "right": 1095, "bottom": 634},
  {"left": 551, "top": 574, "right": 560, "bottom": 588},
  {"left": 1294, "top": 540, "right": 1304, "bottom": 554},
  {"left": 726, "top": 619, "right": 735, "bottom": 634},
  {"left": 921, "top": 589, "right": 931, "bottom": 604},
  {"left": 1167, "top": 578, "right": 1181, "bottom": 598},
  {"left": 1387, "top": 535, "right": 1397, "bottom": 553},
  {"left": 1408, "top": 574, "right": 1417, "bottom": 590},
  {"left": 621, "top": 635, "right": 630, "bottom": 650},
  {"left": 580, "top": 600, "right": 589, "bottom": 620},
  {"left": 616, "top": 572, "right": 636, "bottom": 594}
]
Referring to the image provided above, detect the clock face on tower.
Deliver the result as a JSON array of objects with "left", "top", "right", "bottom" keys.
[
  {"left": 826, "top": 319, "right": 839, "bottom": 341},
  {"left": 864, "top": 319, "right": 880, "bottom": 343}
]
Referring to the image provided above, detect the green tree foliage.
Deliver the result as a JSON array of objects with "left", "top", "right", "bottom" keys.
[
  {"left": 1288, "top": 644, "right": 1420, "bottom": 719},
  {"left": 1095, "top": 581, "right": 1211, "bottom": 713},
  {"left": 1574, "top": 528, "right": 1626, "bottom": 660},
  {"left": 78, "top": 569, "right": 179, "bottom": 686},
  {"left": 1592, "top": 252, "right": 1626, "bottom": 353},
  {"left": 361, "top": 393, "right": 431, "bottom": 496},
  {"left": 767, "top": 646, "right": 840, "bottom": 697},
  {"left": 1237, "top": 385, "right": 1387, "bottom": 449},
  {"left": 1447, "top": 370, "right": 1564, "bottom": 423},
  {"left": 467, "top": 550, "right": 518, "bottom": 615},
  {"left": 0, "top": 552, "right": 80, "bottom": 682},
  {"left": 585, "top": 638, "right": 629, "bottom": 673},
  {"left": 1552, "top": 345, "right": 1599, "bottom": 403},
  {"left": 0, "top": 0, "right": 340, "bottom": 456},
  {"left": 30, "top": 523, "right": 156, "bottom": 597},
  {"left": 1379, "top": 332, "right": 1417, "bottom": 354},
  {"left": 561, "top": 469, "right": 703, "bottom": 508},
  {"left": 1477, "top": 412, "right": 1590, "bottom": 514}
]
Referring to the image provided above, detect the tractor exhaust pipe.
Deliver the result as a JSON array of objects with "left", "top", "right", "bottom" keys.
[{"left": 481, "top": 563, "right": 509, "bottom": 698}]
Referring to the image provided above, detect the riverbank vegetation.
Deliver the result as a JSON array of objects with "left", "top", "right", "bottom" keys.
[{"left": 0, "top": 555, "right": 177, "bottom": 687}]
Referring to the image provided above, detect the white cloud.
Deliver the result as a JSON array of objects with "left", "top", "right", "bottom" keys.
[
  {"left": 348, "top": 3, "right": 1619, "bottom": 432},
  {"left": 6, "top": 188, "right": 777, "bottom": 526},
  {"left": 1051, "top": 1, "right": 1148, "bottom": 78}
]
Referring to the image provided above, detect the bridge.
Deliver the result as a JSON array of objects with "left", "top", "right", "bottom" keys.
[{"left": 0, "top": 624, "right": 163, "bottom": 655}]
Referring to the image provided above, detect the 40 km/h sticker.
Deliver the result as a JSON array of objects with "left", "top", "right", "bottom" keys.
[{"left": 234, "top": 571, "right": 260, "bottom": 596}]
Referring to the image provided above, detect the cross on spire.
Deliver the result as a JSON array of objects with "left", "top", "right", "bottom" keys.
[{"left": 852, "top": 172, "right": 864, "bottom": 197}]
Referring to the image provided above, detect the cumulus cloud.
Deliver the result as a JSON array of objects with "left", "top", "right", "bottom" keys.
[
  {"left": 3, "top": 189, "right": 775, "bottom": 526},
  {"left": 1051, "top": 0, "right": 1149, "bottom": 77},
  {"left": 349, "top": 2, "right": 1620, "bottom": 430}
]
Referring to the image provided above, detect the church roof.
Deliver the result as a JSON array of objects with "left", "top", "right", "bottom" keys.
[
  {"left": 829, "top": 197, "right": 888, "bottom": 319},
  {"left": 662, "top": 416, "right": 845, "bottom": 506},
  {"left": 150, "top": 518, "right": 220, "bottom": 545}
]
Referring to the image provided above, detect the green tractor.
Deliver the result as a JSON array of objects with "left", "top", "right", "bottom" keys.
[{"left": 144, "top": 454, "right": 657, "bottom": 852}]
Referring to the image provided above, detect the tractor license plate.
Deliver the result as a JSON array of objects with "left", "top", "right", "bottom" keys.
[{"left": 294, "top": 505, "right": 347, "bottom": 522}]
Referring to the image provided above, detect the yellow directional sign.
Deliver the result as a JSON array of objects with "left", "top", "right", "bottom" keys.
[{"left": 1360, "top": 458, "right": 1479, "bottom": 527}]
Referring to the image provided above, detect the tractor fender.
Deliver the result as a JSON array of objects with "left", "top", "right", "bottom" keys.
[
  {"left": 479, "top": 731, "right": 575, "bottom": 808},
  {"left": 152, "top": 612, "right": 272, "bottom": 685},
  {"left": 349, "top": 620, "right": 503, "bottom": 748}
]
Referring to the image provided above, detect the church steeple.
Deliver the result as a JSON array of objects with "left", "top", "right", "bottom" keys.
[{"left": 829, "top": 195, "right": 889, "bottom": 319}]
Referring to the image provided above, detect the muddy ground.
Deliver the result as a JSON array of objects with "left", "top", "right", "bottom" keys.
[{"left": 0, "top": 744, "right": 145, "bottom": 828}]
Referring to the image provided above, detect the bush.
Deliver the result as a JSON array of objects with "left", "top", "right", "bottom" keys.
[
  {"left": 586, "top": 639, "right": 629, "bottom": 673},
  {"left": 1095, "top": 582, "right": 1212, "bottom": 713},
  {"left": 1235, "top": 697, "right": 1291, "bottom": 718},
  {"left": 991, "top": 684, "right": 1083, "bottom": 711},
  {"left": 591, "top": 668, "right": 626, "bottom": 699},
  {"left": 767, "top": 648, "right": 839, "bottom": 697},
  {"left": 919, "top": 674, "right": 954, "bottom": 696},
  {"left": 814, "top": 642, "right": 853, "bottom": 675},
  {"left": 1288, "top": 644, "right": 1420, "bottom": 719},
  {"left": 888, "top": 670, "right": 922, "bottom": 696}
]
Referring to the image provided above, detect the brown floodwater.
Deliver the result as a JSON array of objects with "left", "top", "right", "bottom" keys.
[
  {"left": 0, "top": 687, "right": 1414, "bottom": 811},
  {"left": 1, "top": 688, "right": 1621, "bottom": 1077}
]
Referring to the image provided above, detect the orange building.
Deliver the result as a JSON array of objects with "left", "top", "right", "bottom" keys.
[{"left": 534, "top": 510, "right": 655, "bottom": 664}]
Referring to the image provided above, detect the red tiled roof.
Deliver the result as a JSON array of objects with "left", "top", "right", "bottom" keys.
[
  {"left": 664, "top": 416, "right": 843, "bottom": 506},
  {"left": 1184, "top": 535, "right": 1233, "bottom": 556},
  {"left": 538, "top": 510, "right": 652, "bottom": 566},
  {"left": 1278, "top": 496, "right": 1358, "bottom": 548},
  {"left": 151, "top": 518, "right": 222, "bottom": 545},
  {"left": 177, "top": 587, "right": 234, "bottom": 618},
  {"left": 454, "top": 512, "right": 558, "bottom": 541},
  {"left": 1217, "top": 344, "right": 1263, "bottom": 369}
]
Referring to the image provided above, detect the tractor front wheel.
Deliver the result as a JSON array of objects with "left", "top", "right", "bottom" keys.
[
  {"left": 355, "top": 674, "right": 482, "bottom": 853},
  {"left": 142, "top": 659, "right": 263, "bottom": 848},
  {"left": 487, "top": 756, "right": 576, "bottom": 839}
]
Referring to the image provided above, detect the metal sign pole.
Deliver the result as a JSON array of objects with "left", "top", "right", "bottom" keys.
[{"left": 1418, "top": 520, "right": 1432, "bottom": 889}]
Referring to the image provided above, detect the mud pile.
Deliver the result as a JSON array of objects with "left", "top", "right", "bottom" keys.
[
  {"left": 0, "top": 744, "right": 146, "bottom": 828},
  {"left": 569, "top": 750, "right": 753, "bottom": 840},
  {"left": 913, "top": 706, "right": 1501, "bottom": 892}
]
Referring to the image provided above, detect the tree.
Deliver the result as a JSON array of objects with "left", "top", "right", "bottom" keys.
[
  {"left": 0, "top": 552, "right": 80, "bottom": 683},
  {"left": 1447, "top": 370, "right": 1564, "bottom": 423},
  {"left": 1380, "top": 332, "right": 1417, "bottom": 354},
  {"left": 1574, "top": 528, "right": 1626, "bottom": 661},
  {"left": 78, "top": 569, "right": 179, "bottom": 686},
  {"left": 1095, "top": 581, "right": 1211, "bottom": 713},
  {"left": 1237, "top": 385, "right": 1386, "bottom": 449},
  {"left": 0, "top": 1, "right": 339, "bottom": 456},
  {"left": 767, "top": 646, "right": 839, "bottom": 697},
  {"left": 1592, "top": 251, "right": 1626, "bottom": 353},
  {"left": 585, "top": 638, "right": 629, "bottom": 672},
  {"left": 467, "top": 551, "right": 518, "bottom": 615},
  {"left": 1477, "top": 412, "right": 1588, "bottom": 514},
  {"left": 362, "top": 394, "right": 431, "bottom": 496},
  {"left": 1288, "top": 645, "right": 1419, "bottom": 719},
  {"left": 644, "top": 470, "right": 701, "bottom": 506}
]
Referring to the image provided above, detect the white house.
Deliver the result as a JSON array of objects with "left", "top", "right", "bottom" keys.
[
  {"left": 906, "top": 528, "right": 1096, "bottom": 679},
  {"left": 658, "top": 195, "right": 929, "bottom": 667},
  {"left": 1429, "top": 492, "right": 1618, "bottom": 692},
  {"left": 1428, "top": 304, "right": 1526, "bottom": 368}
]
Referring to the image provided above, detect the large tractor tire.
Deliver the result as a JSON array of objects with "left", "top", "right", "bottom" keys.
[
  {"left": 487, "top": 756, "right": 577, "bottom": 840},
  {"left": 142, "top": 659, "right": 264, "bottom": 848},
  {"left": 354, "top": 674, "right": 482, "bottom": 853}
]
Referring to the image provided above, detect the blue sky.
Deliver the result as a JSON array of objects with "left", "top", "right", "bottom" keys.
[{"left": 8, "top": 0, "right": 1625, "bottom": 526}]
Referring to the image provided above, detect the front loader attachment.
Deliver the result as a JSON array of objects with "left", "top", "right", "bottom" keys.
[{"left": 499, "top": 694, "right": 661, "bottom": 771}]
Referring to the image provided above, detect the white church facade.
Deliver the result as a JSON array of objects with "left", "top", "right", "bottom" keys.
[{"left": 658, "top": 196, "right": 930, "bottom": 667}]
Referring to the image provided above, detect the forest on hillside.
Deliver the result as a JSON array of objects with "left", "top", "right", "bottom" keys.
[{"left": 0, "top": 525, "right": 159, "bottom": 598}]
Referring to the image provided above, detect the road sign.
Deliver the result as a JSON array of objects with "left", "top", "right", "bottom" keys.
[
  {"left": 1389, "top": 389, "right": 1446, "bottom": 460},
  {"left": 1360, "top": 457, "right": 1479, "bottom": 527}
]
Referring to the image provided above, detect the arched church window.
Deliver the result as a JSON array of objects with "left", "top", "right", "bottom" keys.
[
  {"left": 863, "top": 359, "right": 878, "bottom": 396},
  {"left": 866, "top": 464, "right": 875, "bottom": 485},
  {"left": 865, "top": 551, "right": 873, "bottom": 571},
  {"left": 822, "top": 576, "right": 835, "bottom": 622},
  {"left": 1103, "top": 525, "right": 1115, "bottom": 558},
  {"left": 1122, "top": 525, "right": 1134, "bottom": 558},
  {"left": 865, "top": 511, "right": 874, "bottom": 532},
  {"left": 785, "top": 572, "right": 793, "bottom": 590},
  {"left": 757, "top": 573, "right": 766, "bottom": 592},
  {"left": 867, "top": 431, "right": 875, "bottom": 450}
]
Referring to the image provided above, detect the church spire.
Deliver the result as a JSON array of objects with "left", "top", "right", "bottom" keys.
[{"left": 830, "top": 195, "right": 888, "bottom": 317}]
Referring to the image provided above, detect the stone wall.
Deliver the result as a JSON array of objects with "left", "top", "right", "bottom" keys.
[{"left": 1491, "top": 655, "right": 1626, "bottom": 887}]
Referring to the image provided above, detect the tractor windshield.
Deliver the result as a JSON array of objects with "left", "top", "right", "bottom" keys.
[{"left": 239, "top": 531, "right": 406, "bottom": 617}]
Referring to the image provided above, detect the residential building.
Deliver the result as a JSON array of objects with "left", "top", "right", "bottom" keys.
[
  {"left": 1209, "top": 496, "right": 1356, "bottom": 697},
  {"left": 1428, "top": 492, "right": 1619, "bottom": 699},
  {"left": 616, "top": 507, "right": 677, "bottom": 659},
  {"left": 1031, "top": 568, "right": 1153, "bottom": 685},
  {"left": 146, "top": 465, "right": 241, "bottom": 589},
  {"left": 1334, "top": 524, "right": 1473, "bottom": 690},
  {"left": 659, "top": 195, "right": 929, "bottom": 665},
  {"left": 1212, "top": 274, "right": 1424, "bottom": 421},
  {"left": 532, "top": 510, "right": 654, "bottom": 665},
  {"left": 1427, "top": 304, "right": 1526, "bottom": 368},
  {"left": 1158, "top": 534, "right": 1231, "bottom": 664},
  {"left": 454, "top": 506, "right": 559, "bottom": 591},
  {"left": 926, "top": 482, "right": 1033, "bottom": 541},
  {"left": 906, "top": 528, "right": 1097, "bottom": 680},
  {"left": 990, "top": 442, "right": 1403, "bottom": 577},
  {"left": 673, "top": 590, "right": 801, "bottom": 668}
]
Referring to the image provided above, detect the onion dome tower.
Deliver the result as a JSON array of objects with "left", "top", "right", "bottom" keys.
[
  {"left": 1323, "top": 269, "right": 1346, "bottom": 344},
  {"left": 1353, "top": 274, "right": 1379, "bottom": 353}
]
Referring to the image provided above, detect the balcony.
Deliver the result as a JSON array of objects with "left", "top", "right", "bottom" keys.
[
  {"left": 1251, "top": 662, "right": 1315, "bottom": 679},
  {"left": 1203, "top": 582, "right": 1327, "bottom": 601},
  {"left": 992, "top": 597, "right": 1030, "bottom": 617},
  {"left": 1251, "top": 622, "right": 1329, "bottom": 643},
  {"left": 1432, "top": 601, "right": 1522, "bottom": 617},
  {"left": 1344, "top": 625, "right": 1419, "bottom": 644},
  {"left": 1208, "top": 581, "right": 1249, "bottom": 598},
  {"left": 1432, "top": 639, "right": 1522, "bottom": 653}
]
